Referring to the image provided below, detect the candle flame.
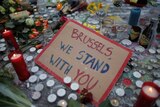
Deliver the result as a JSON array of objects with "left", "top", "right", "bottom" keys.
[
  {"left": 4, "top": 29, "right": 7, "bottom": 32},
  {"left": 149, "top": 87, "right": 153, "bottom": 92},
  {"left": 13, "top": 54, "right": 16, "bottom": 57},
  {"left": 62, "top": 101, "right": 65, "bottom": 105}
]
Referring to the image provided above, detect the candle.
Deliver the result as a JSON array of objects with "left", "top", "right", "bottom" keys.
[
  {"left": 47, "top": 94, "right": 57, "bottom": 103},
  {"left": 35, "top": 83, "right": 44, "bottom": 91},
  {"left": 110, "top": 98, "right": 120, "bottom": 107},
  {"left": 57, "top": 100, "right": 68, "bottom": 107},
  {"left": 57, "top": 88, "right": 66, "bottom": 97},
  {"left": 46, "top": 80, "right": 55, "bottom": 87},
  {"left": 70, "top": 82, "right": 80, "bottom": 92},
  {"left": 32, "top": 91, "right": 41, "bottom": 100},
  {"left": 29, "top": 75, "right": 38, "bottom": 83},
  {"left": 68, "top": 93, "right": 78, "bottom": 100},
  {"left": 63, "top": 76, "right": 72, "bottom": 86},
  {"left": 2, "top": 29, "right": 19, "bottom": 51},
  {"left": 8, "top": 51, "right": 30, "bottom": 81},
  {"left": 128, "top": 8, "right": 141, "bottom": 26},
  {"left": 39, "top": 73, "right": 47, "bottom": 81},
  {"left": 134, "top": 82, "right": 160, "bottom": 107}
]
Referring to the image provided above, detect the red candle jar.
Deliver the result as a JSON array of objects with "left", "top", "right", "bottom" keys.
[
  {"left": 8, "top": 51, "right": 30, "bottom": 81},
  {"left": 134, "top": 82, "right": 160, "bottom": 107},
  {"left": 2, "top": 29, "right": 19, "bottom": 51}
]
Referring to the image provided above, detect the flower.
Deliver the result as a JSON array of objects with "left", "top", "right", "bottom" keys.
[
  {"left": 29, "top": 34, "right": 36, "bottom": 39},
  {"left": 0, "top": 6, "right": 6, "bottom": 14},
  {"left": 25, "top": 18, "right": 34, "bottom": 26},
  {"left": 35, "top": 20, "right": 42, "bottom": 26},
  {"left": 9, "top": 7, "right": 16, "bottom": 13},
  {"left": 80, "top": 88, "right": 93, "bottom": 104}
]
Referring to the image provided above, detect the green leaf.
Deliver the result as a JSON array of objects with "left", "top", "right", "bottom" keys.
[
  {"left": 99, "top": 98, "right": 112, "bottom": 107},
  {"left": 0, "top": 79, "right": 31, "bottom": 107},
  {"left": 68, "top": 99, "right": 81, "bottom": 107},
  {"left": 5, "top": 21, "right": 15, "bottom": 28}
]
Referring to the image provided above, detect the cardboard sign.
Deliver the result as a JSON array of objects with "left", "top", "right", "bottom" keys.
[{"left": 35, "top": 20, "right": 132, "bottom": 106}]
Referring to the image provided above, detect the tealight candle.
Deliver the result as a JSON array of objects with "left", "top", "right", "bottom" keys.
[
  {"left": 29, "top": 75, "right": 38, "bottom": 83},
  {"left": 63, "top": 76, "right": 72, "bottom": 86},
  {"left": 0, "top": 46, "right": 6, "bottom": 52},
  {"left": 26, "top": 56, "right": 33, "bottom": 62},
  {"left": 37, "top": 49, "right": 43, "bottom": 54},
  {"left": 0, "top": 43, "right": 5, "bottom": 48},
  {"left": 70, "top": 82, "right": 79, "bottom": 91},
  {"left": 133, "top": 71, "right": 141, "bottom": 79},
  {"left": 134, "top": 82, "right": 160, "bottom": 107},
  {"left": 32, "top": 91, "right": 41, "bottom": 100},
  {"left": 31, "top": 66, "right": 39, "bottom": 73},
  {"left": 68, "top": 93, "right": 78, "bottom": 100},
  {"left": 3, "top": 56, "right": 9, "bottom": 61},
  {"left": 148, "top": 48, "right": 156, "bottom": 54},
  {"left": 110, "top": 98, "right": 120, "bottom": 107},
  {"left": 121, "top": 39, "right": 132, "bottom": 46},
  {"left": 57, "top": 88, "right": 66, "bottom": 97},
  {"left": 35, "top": 83, "right": 44, "bottom": 91},
  {"left": 29, "top": 47, "right": 36, "bottom": 53},
  {"left": 156, "top": 49, "right": 160, "bottom": 54},
  {"left": 46, "top": 80, "right": 55, "bottom": 87},
  {"left": 116, "top": 88, "right": 125, "bottom": 97},
  {"left": 57, "top": 100, "right": 67, "bottom": 107},
  {"left": 136, "top": 80, "right": 144, "bottom": 88},
  {"left": 47, "top": 94, "right": 57, "bottom": 103},
  {"left": 134, "top": 46, "right": 145, "bottom": 53},
  {"left": 39, "top": 73, "right": 47, "bottom": 81}
]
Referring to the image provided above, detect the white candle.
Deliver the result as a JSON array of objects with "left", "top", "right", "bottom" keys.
[
  {"left": 31, "top": 66, "right": 39, "bottom": 73},
  {"left": 39, "top": 73, "right": 47, "bottom": 81},
  {"left": 26, "top": 56, "right": 33, "bottom": 62},
  {"left": 143, "top": 86, "right": 159, "bottom": 98},
  {"left": 46, "top": 80, "right": 55, "bottom": 87},
  {"left": 70, "top": 82, "right": 79, "bottom": 91},
  {"left": 29, "top": 75, "right": 38, "bottom": 83},
  {"left": 35, "top": 83, "right": 44, "bottom": 91},
  {"left": 30, "top": 47, "right": 36, "bottom": 53},
  {"left": 47, "top": 94, "right": 57, "bottom": 103},
  {"left": 68, "top": 93, "right": 77, "bottom": 100},
  {"left": 63, "top": 76, "right": 72, "bottom": 84},
  {"left": 32, "top": 91, "right": 41, "bottom": 100},
  {"left": 57, "top": 88, "right": 66, "bottom": 97}
]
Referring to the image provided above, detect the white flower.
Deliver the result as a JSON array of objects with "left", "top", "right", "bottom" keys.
[{"left": 25, "top": 18, "right": 34, "bottom": 26}]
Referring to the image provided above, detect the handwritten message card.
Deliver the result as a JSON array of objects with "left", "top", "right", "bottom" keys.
[{"left": 35, "top": 20, "right": 132, "bottom": 106}]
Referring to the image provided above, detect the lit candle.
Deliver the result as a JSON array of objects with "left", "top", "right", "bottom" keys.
[
  {"left": 57, "top": 100, "right": 67, "bottom": 107},
  {"left": 8, "top": 51, "right": 30, "bottom": 81},
  {"left": 134, "top": 82, "right": 160, "bottom": 107},
  {"left": 2, "top": 29, "right": 19, "bottom": 51}
]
